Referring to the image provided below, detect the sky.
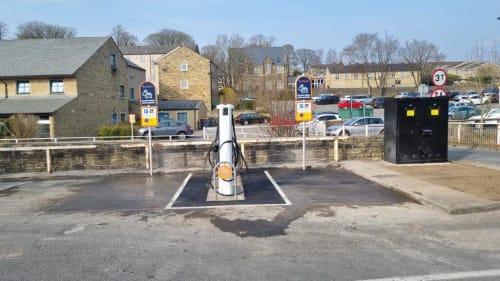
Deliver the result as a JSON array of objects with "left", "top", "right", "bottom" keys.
[{"left": 2, "top": 0, "right": 500, "bottom": 62}]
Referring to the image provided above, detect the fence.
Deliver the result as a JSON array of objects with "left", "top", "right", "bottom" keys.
[{"left": 448, "top": 122, "right": 500, "bottom": 147}]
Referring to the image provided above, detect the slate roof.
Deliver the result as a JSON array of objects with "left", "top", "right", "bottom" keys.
[
  {"left": 233, "top": 47, "right": 286, "bottom": 65},
  {"left": 0, "top": 37, "right": 111, "bottom": 78},
  {"left": 158, "top": 100, "right": 204, "bottom": 110},
  {"left": 119, "top": 45, "right": 180, "bottom": 55},
  {"left": 0, "top": 96, "right": 76, "bottom": 114}
]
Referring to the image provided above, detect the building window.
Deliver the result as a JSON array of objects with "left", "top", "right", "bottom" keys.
[
  {"left": 265, "top": 63, "right": 272, "bottom": 74},
  {"left": 112, "top": 113, "right": 117, "bottom": 125},
  {"left": 119, "top": 85, "right": 125, "bottom": 97},
  {"left": 110, "top": 53, "right": 117, "bottom": 71},
  {"left": 129, "top": 88, "right": 135, "bottom": 99},
  {"left": 265, "top": 80, "right": 273, "bottom": 90},
  {"left": 345, "top": 73, "right": 350, "bottom": 80},
  {"left": 254, "top": 66, "right": 262, "bottom": 74},
  {"left": 120, "top": 113, "right": 126, "bottom": 122},
  {"left": 158, "top": 112, "right": 170, "bottom": 121},
  {"left": 277, "top": 66, "right": 285, "bottom": 73},
  {"left": 140, "top": 55, "right": 145, "bottom": 62},
  {"left": 180, "top": 63, "right": 188, "bottom": 72},
  {"left": 17, "top": 81, "right": 30, "bottom": 94},
  {"left": 335, "top": 74, "right": 340, "bottom": 80},
  {"left": 180, "top": 80, "right": 189, "bottom": 89},
  {"left": 400, "top": 72, "right": 407, "bottom": 78},
  {"left": 277, "top": 81, "right": 284, "bottom": 89},
  {"left": 177, "top": 112, "right": 188, "bottom": 123},
  {"left": 391, "top": 72, "right": 396, "bottom": 78},
  {"left": 354, "top": 73, "right": 359, "bottom": 80},
  {"left": 50, "top": 79, "right": 64, "bottom": 94}
]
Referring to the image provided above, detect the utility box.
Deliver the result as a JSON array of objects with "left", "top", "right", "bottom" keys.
[{"left": 384, "top": 97, "right": 448, "bottom": 164}]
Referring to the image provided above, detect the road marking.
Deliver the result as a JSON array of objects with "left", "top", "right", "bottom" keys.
[
  {"left": 164, "top": 173, "right": 192, "bottom": 209},
  {"left": 357, "top": 269, "right": 500, "bottom": 281},
  {"left": 264, "top": 170, "right": 292, "bottom": 205}
]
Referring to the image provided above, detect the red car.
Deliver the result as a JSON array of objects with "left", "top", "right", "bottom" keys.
[{"left": 337, "top": 100, "right": 364, "bottom": 109}]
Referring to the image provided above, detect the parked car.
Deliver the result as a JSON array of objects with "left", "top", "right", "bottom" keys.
[
  {"left": 457, "top": 93, "right": 490, "bottom": 105},
  {"left": 482, "top": 87, "right": 499, "bottom": 103},
  {"left": 326, "top": 117, "right": 385, "bottom": 136},
  {"left": 314, "top": 94, "right": 340, "bottom": 104},
  {"left": 296, "top": 113, "right": 342, "bottom": 135},
  {"left": 350, "top": 95, "right": 373, "bottom": 104},
  {"left": 235, "top": 112, "right": 270, "bottom": 125},
  {"left": 447, "top": 91, "right": 460, "bottom": 100},
  {"left": 138, "top": 119, "right": 193, "bottom": 138},
  {"left": 448, "top": 105, "right": 479, "bottom": 120},
  {"left": 395, "top": 92, "right": 420, "bottom": 98},
  {"left": 337, "top": 100, "right": 364, "bottom": 109},
  {"left": 313, "top": 111, "right": 338, "bottom": 118},
  {"left": 370, "top": 96, "right": 386, "bottom": 108},
  {"left": 468, "top": 108, "right": 500, "bottom": 123}
]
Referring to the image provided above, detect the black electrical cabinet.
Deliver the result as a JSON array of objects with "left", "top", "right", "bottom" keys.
[{"left": 384, "top": 97, "right": 448, "bottom": 164}]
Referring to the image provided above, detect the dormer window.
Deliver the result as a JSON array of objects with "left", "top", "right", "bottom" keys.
[
  {"left": 265, "top": 63, "right": 272, "bottom": 74},
  {"left": 50, "top": 79, "right": 64, "bottom": 94}
]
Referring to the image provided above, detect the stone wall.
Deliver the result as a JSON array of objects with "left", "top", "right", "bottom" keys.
[{"left": 0, "top": 137, "right": 384, "bottom": 174}]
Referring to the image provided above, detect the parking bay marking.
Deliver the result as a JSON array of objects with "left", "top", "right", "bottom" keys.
[{"left": 357, "top": 268, "right": 500, "bottom": 281}]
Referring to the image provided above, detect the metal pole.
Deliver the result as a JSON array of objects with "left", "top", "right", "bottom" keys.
[
  {"left": 131, "top": 123, "right": 134, "bottom": 141},
  {"left": 148, "top": 127, "right": 153, "bottom": 176},
  {"left": 302, "top": 122, "right": 306, "bottom": 170}
]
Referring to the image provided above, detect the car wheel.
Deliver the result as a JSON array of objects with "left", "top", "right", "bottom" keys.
[
  {"left": 177, "top": 132, "right": 186, "bottom": 139},
  {"left": 339, "top": 130, "right": 350, "bottom": 136}
]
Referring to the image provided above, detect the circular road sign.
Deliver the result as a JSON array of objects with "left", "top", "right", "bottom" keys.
[
  {"left": 431, "top": 88, "right": 448, "bottom": 97},
  {"left": 431, "top": 68, "right": 448, "bottom": 87}
]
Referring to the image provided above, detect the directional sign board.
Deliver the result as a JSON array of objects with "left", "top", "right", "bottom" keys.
[
  {"left": 431, "top": 88, "right": 448, "bottom": 97},
  {"left": 141, "top": 106, "right": 158, "bottom": 127},
  {"left": 140, "top": 81, "right": 157, "bottom": 106},
  {"left": 431, "top": 68, "right": 447, "bottom": 87},
  {"left": 295, "top": 76, "right": 312, "bottom": 100},
  {"left": 296, "top": 101, "right": 312, "bottom": 122}
]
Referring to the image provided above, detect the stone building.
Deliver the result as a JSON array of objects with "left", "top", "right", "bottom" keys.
[
  {"left": 157, "top": 46, "right": 219, "bottom": 111},
  {"left": 0, "top": 37, "right": 130, "bottom": 137}
]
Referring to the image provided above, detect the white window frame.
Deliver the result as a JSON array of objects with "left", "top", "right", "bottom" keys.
[
  {"left": 277, "top": 66, "right": 285, "bottom": 74},
  {"left": 265, "top": 63, "right": 272, "bottom": 74},
  {"left": 180, "top": 63, "right": 188, "bottom": 72},
  {"left": 177, "top": 112, "right": 188, "bottom": 123},
  {"left": 354, "top": 73, "right": 359, "bottom": 80},
  {"left": 254, "top": 66, "right": 262, "bottom": 74},
  {"left": 180, "top": 80, "right": 189, "bottom": 90},
  {"left": 50, "top": 79, "right": 64, "bottom": 94},
  {"left": 17, "top": 81, "right": 30, "bottom": 94},
  {"left": 335, "top": 74, "right": 340, "bottom": 80}
]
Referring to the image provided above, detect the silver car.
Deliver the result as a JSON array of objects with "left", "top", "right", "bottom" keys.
[
  {"left": 138, "top": 119, "right": 193, "bottom": 138},
  {"left": 326, "top": 117, "right": 384, "bottom": 136}
]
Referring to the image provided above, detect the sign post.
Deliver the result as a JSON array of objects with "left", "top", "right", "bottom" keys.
[
  {"left": 295, "top": 75, "right": 312, "bottom": 171},
  {"left": 129, "top": 114, "right": 136, "bottom": 141},
  {"left": 431, "top": 68, "right": 448, "bottom": 98},
  {"left": 139, "top": 81, "right": 157, "bottom": 176}
]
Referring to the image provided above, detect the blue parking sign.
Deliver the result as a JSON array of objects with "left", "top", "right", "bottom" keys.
[
  {"left": 140, "top": 81, "right": 156, "bottom": 106},
  {"left": 295, "top": 76, "right": 312, "bottom": 100}
]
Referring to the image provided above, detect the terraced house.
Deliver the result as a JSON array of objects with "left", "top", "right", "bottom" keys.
[{"left": 0, "top": 37, "right": 130, "bottom": 137}]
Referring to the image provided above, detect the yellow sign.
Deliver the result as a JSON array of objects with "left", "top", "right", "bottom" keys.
[
  {"left": 296, "top": 101, "right": 312, "bottom": 122},
  {"left": 431, "top": 109, "right": 439, "bottom": 116},
  {"left": 406, "top": 109, "right": 415, "bottom": 117},
  {"left": 141, "top": 106, "right": 158, "bottom": 127}
]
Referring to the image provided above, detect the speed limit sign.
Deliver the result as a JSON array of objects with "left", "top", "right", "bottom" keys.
[
  {"left": 431, "top": 88, "right": 447, "bottom": 97},
  {"left": 432, "top": 68, "right": 447, "bottom": 87}
]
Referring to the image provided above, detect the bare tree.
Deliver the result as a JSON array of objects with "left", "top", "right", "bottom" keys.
[
  {"left": 283, "top": 44, "right": 297, "bottom": 72},
  {"left": 16, "top": 21, "right": 76, "bottom": 39},
  {"left": 399, "top": 39, "right": 445, "bottom": 88},
  {"left": 7, "top": 114, "right": 39, "bottom": 138},
  {"left": 111, "top": 24, "right": 138, "bottom": 46},
  {"left": 247, "top": 34, "right": 275, "bottom": 47},
  {"left": 144, "top": 28, "right": 196, "bottom": 48},
  {"left": 0, "top": 22, "right": 8, "bottom": 40},
  {"left": 296, "top": 49, "right": 320, "bottom": 73},
  {"left": 373, "top": 32, "right": 400, "bottom": 95},
  {"left": 316, "top": 49, "right": 324, "bottom": 64},
  {"left": 342, "top": 33, "right": 378, "bottom": 95},
  {"left": 325, "top": 48, "right": 339, "bottom": 64}
]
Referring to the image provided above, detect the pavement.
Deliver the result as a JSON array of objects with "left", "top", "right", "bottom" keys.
[{"left": 342, "top": 157, "right": 500, "bottom": 215}]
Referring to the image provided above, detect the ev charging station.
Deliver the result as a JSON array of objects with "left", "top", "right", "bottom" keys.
[{"left": 212, "top": 104, "right": 244, "bottom": 198}]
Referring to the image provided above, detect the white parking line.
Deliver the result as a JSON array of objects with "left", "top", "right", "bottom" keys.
[
  {"left": 164, "top": 173, "right": 192, "bottom": 209},
  {"left": 264, "top": 170, "right": 292, "bottom": 205},
  {"left": 357, "top": 269, "right": 500, "bottom": 281}
]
